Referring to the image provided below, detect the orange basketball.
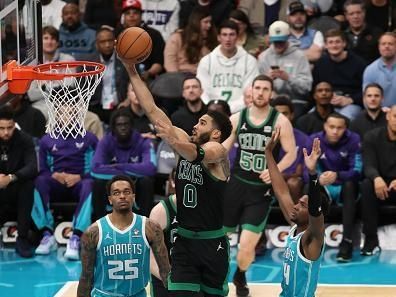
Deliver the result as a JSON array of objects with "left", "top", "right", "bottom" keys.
[{"left": 116, "top": 27, "right": 152, "bottom": 64}]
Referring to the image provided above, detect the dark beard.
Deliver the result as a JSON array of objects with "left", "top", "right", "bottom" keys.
[{"left": 196, "top": 131, "right": 211, "bottom": 145}]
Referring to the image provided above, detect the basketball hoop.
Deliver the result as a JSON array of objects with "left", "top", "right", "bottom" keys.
[{"left": 6, "top": 60, "right": 105, "bottom": 139}]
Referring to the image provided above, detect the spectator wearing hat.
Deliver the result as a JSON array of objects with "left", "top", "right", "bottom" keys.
[
  {"left": 140, "top": 0, "right": 180, "bottom": 41},
  {"left": 118, "top": 0, "right": 165, "bottom": 82},
  {"left": 258, "top": 20, "right": 313, "bottom": 119},
  {"left": 171, "top": 76, "right": 207, "bottom": 135},
  {"left": 287, "top": 1, "right": 324, "bottom": 63}
]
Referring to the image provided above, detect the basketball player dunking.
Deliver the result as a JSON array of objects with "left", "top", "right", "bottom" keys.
[
  {"left": 125, "top": 62, "right": 233, "bottom": 297},
  {"left": 77, "top": 175, "right": 170, "bottom": 297},
  {"left": 266, "top": 130, "right": 330, "bottom": 297}
]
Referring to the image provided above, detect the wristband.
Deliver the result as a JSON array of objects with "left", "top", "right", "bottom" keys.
[
  {"left": 193, "top": 144, "right": 205, "bottom": 163},
  {"left": 308, "top": 174, "right": 322, "bottom": 217}
]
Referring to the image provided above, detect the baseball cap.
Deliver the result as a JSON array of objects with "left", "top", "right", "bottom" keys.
[
  {"left": 287, "top": 1, "right": 306, "bottom": 15},
  {"left": 269, "top": 21, "right": 290, "bottom": 43},
  {"left": 122, "top": 0, "right": 142, "bottom": 12}
]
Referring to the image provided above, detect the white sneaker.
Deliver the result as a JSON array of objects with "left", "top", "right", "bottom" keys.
[
  {"left": 35, "top": 231, "right": 57, "bottom": 255},
  {"left": 64, "top": 235, "right": 80, "bottom": 260}
]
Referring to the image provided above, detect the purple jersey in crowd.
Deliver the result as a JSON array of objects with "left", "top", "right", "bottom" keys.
[{"left": 91, "top": 130, "right": 157, "bottom": 179}]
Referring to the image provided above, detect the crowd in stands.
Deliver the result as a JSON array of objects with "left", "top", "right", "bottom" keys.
[{"left": 2, "top": 0, "right": 396, "bottom": 266}]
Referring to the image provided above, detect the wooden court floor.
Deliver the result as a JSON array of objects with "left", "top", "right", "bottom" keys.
[{"left": 55, "top": 281, "right": 396, "bottom": 297}]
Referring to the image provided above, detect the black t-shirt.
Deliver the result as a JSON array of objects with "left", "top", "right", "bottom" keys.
[
  {"left": 171, "top": 102, "right": 207, "bottom": 135},
  {"left": 349, "top": 110, "right": 387, "bottom": 140}
]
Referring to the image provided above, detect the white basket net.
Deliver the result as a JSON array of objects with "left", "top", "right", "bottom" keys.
[{"left": 36, "top": 63, "right": 104, "bottom": 139}]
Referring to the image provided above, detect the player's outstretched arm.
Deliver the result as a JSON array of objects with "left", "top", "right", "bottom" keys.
[
  {"left": 145, "top": 219, "right": 171, "bottom": 287},
  {"left": 265, "top": 128, "right": 295, "bottom": 225},
  {"left": 77, "top": 224, "right": 99, "bottom": 297},
  {"left": 123, "top": 63, "right": 172, "bottom": 127},
  {"left": 124, "top": 63, "right": 190, "bottom": 144},
  {"left": 301, "top": 138, "right": 325, "bottom": 260}
]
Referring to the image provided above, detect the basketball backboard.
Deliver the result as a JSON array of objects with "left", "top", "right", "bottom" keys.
[{"left": 0, "top": 0, "right": 42, "bottom": 105}]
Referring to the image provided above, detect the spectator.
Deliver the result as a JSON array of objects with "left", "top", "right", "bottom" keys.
[
  {"left": 309, "top": 113, "right": 361, "bottom": 261},
  {"left": 41, "top": 0, "right": 66, "bottom": 29},
  {"left": 164, "top": 7, "right": 217, "bottom": 74},
  {"left": 271, "top": 95, "right": 308, "bottom": 203},
  {"left": 91, "top": 109, "right": 157, "bottom": 219},
  {"left": 287, "top": 1, "right": 324, "bottom": 63},
  {"left": 258, "top": 21, "right": 313, "bottom": 118},
  {"left": 33, "top": 128, "right": 98, "bottom": 260},
  {"left": 350, "top": 83, "right": 387, "bottom": 139},
  {"left": 59, "top": 3, "right": 96, "bottom": 61},
  {"left": 7, "top": 95, "right": 46, "bottom": 139},
  {"left": 296, "top": 82, "right": 335, "bottom": 135},
  {"left": 88, "top": 26, "right": 129, "bottom": 125},
  {"left": 360, "top": 105, "right": 396, "bottom": 256},
  {"left": 243, "top": 85, "right": 253, "bottom": 107},
  {"left": 363, "top": 32, "right": 396, "bottom": 107},
  {"left": 28, "top": 25, "right": 75, "bottom": 120},
  {"left": 366, "top": 0, "right": 396, "bottom": 32},
  {"left": 197, "top": 20, "right": 259, "bottom": 114},
  {"left": 120, "top": 83, "right": 156, "bottom": 136},
  {"left": 141, "top": 0, "right": 180, "bottom": 41},
  {"left": 171, "top": 76, "right": 208, "bottom": 135},
  {"left": 313, "top": 29, "right": 366, "bottom": 120},
  {"left": 344, "top": 0, "right": 382, "bottom": 64},
  {"left": 119, "top": 0, "right": 165, "bottom": 82},
  {"left": 179, "top": 0, "right": 234, "bottom": 28},
  {"left": 84, "top": 0, "right": 119, "bottom": 30},
  {"left": 229, "top": 9, "right": 264, "bottom": 57},
  {"left": 238, "top": 0, "right": 289, "bottom": 34},
  {"left": 0, "top": 106, "right": 37, "bottom": 258}
]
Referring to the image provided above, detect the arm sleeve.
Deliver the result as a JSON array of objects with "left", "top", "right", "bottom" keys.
[
  {"left": 114, "top": 139, "right": 157, "bottom": 177},
  {"left": 337, "top": 134, "right": 362, "bottom": 182},
  {"left": 15, "top": 135, "right": 37, "bottom": 180},
  {"left": 362, "top": 132, "right": 380, "bottom": 180}
]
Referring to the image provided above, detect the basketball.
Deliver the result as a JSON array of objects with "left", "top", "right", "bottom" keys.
[{"left": 116, "top": 27, "right": 152, "bottom": 64}]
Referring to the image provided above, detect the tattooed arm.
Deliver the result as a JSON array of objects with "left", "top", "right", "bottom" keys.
[
  {"left": 77, "top": 223, "right": 99, "bottom": 297},
  {"left": 145, "top": 218, "right": 171, "bottom": 287}
]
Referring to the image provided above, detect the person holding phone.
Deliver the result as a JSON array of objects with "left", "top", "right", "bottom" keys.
[{"left": 258, "top": 21, "right": 312, "bottom": 119}]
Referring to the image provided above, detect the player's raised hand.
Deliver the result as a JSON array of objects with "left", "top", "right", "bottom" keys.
[
  {"left": 303, "top": 138, "right": 321, "bottom": 175},
  {"left": 155, "top": 120, "right": 177, "bottom": 145},
  {"left": 265, "top": 126, "right": 280, "bottom": 153}
]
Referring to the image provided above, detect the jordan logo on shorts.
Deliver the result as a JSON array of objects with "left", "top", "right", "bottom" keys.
[{"left": 217, "top": 242, "right": 224, "bottom": 251}]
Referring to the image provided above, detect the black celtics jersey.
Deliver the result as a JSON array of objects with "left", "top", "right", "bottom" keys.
[
  {"left": 233, "top": 107, "right": 279, "bottom": 186},
  {"left": 161, "top": 194, "right": 178, "bottom": 254},
  {"left": 175, "top": 158, "right": 226, "bottom": 232}
]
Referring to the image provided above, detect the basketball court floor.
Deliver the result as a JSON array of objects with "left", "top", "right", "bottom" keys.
[{"left": 1, "top": 246, "right": 395, "bottom": 297}]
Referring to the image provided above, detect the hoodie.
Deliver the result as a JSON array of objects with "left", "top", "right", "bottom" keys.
[
  {"left": 142, "top": 0, "right": 180, "bottom": 41},
  {"left": 258, "top": 43, "right": 312, "bottom": 103},
  {"left": 196, "top": 45, "right": 259, "bottom": 113},
  {"left": 59, "top": 22, "right": 96, "bottom": 61}
]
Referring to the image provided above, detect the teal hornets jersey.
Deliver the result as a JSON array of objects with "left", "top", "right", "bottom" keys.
[
  {"left": 92, "top": 214, "right": 150, "bottom": 297},
  {"left": 233, "top": 107, "right": 279, "bottom": 186},
  {"left": 280, "top": 224, "right": 324, "bottom": 297}
]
